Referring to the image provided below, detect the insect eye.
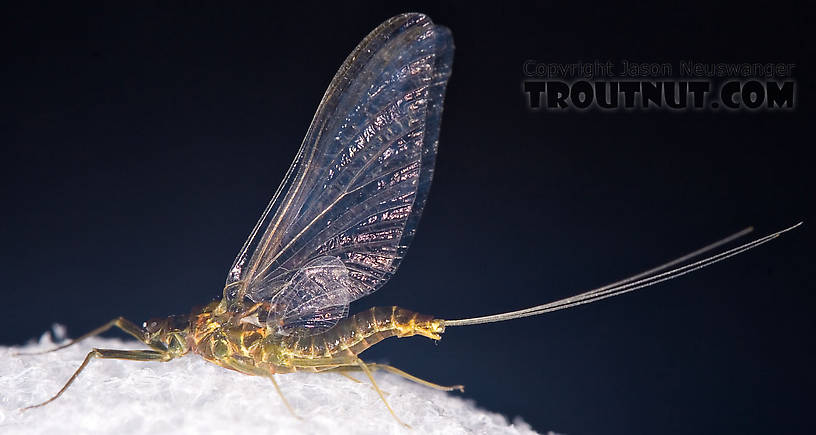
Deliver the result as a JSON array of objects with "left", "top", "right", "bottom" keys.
[{"left": 144, "top": 319, "right": 163, "bottom": 333}]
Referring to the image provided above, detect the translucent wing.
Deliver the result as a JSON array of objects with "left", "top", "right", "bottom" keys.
[
  {"left": 223, "top": 13, "right": 454, "bottom": 334},
  {"left": 266, "top": 256, "right": 354, "bottom": 336}
]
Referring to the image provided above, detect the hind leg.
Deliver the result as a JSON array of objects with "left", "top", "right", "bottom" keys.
[
  {"left": 366, "top": 363, "right": 463, "bottom": 392},
  {"left": 355, "top": 358, "right": 409, "bottom": 427},
  {"left": 333, "top": 362, "right": 463, "bottom": 392}
]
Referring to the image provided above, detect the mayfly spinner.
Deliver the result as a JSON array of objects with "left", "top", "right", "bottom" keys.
[{"left": 19, "top": 13, "right": 801, "bottom": 425}]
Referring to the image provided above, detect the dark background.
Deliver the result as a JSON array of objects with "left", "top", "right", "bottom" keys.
[{"left": 2, "top": 2, "right": 812, "bottom": 434}]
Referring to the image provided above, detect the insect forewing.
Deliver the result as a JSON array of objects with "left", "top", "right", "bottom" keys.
[{"left": 223, "top": 14, "right": 454, "bottom": 333}]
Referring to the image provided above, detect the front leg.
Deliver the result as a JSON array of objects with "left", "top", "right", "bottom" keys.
[
  {"left": 14, "top": 317, "right": 160, "bottom": 356},
  {"left": 21, "top": 348, "right": 171, "bottom": 410}
]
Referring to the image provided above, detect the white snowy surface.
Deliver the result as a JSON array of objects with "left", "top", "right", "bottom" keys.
[{"left": 1, "top": 327, "right": 543, "bottom": 435}]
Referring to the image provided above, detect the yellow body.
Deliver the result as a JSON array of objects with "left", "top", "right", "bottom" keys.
[
  {"left": 20, "top": 299, "right": 456, "bottom": 426},
  {"left": 179, "top": 301, "right": 446, "bottom": 377}
]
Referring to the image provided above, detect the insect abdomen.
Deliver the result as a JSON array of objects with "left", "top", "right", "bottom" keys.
[{"left": 287, "top": 306, "right": 445, "bottom": 360}]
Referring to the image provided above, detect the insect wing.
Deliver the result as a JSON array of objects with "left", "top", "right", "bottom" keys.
[
  {"left": 266, "top": 256, "right": 354, "bottom": 335},
  {"left": 223, "top": 14, "right": 454, "bottom": 326}
]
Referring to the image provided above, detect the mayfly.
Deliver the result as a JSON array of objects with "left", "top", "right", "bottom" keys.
[{"left": 19, "top": 13, "right": 801, "bottom": 425}]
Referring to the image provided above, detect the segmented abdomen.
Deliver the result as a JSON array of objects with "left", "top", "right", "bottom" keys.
[{"left": 280, "top": 306, "right": 445, "bottom": 361}]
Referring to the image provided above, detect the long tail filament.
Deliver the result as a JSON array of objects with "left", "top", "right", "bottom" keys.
[{"left": 443, "top": 222, "right": 802, "bottom": 327}]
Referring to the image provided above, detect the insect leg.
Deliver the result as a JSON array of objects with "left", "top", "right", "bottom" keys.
[
  {"left": 364, "top": 363, "right": 464, "bottom": 392},
  {"left": 355, "top": 358, "right": 409, "bottom": 428},
  {"left": 268, "top": 375, "right": 301, "bottom": 420},
  {"left": 21, "top": 348, "right": 168, "bottom": 410},
  {"left": 15, "top": 317, "right": 151, "bottom": 356},
  {"left": 217, "top": 356, "right": 302, "bottom": 420},
  {"left": 336, "top": 371, "right": 363, "bottom": 383}
]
